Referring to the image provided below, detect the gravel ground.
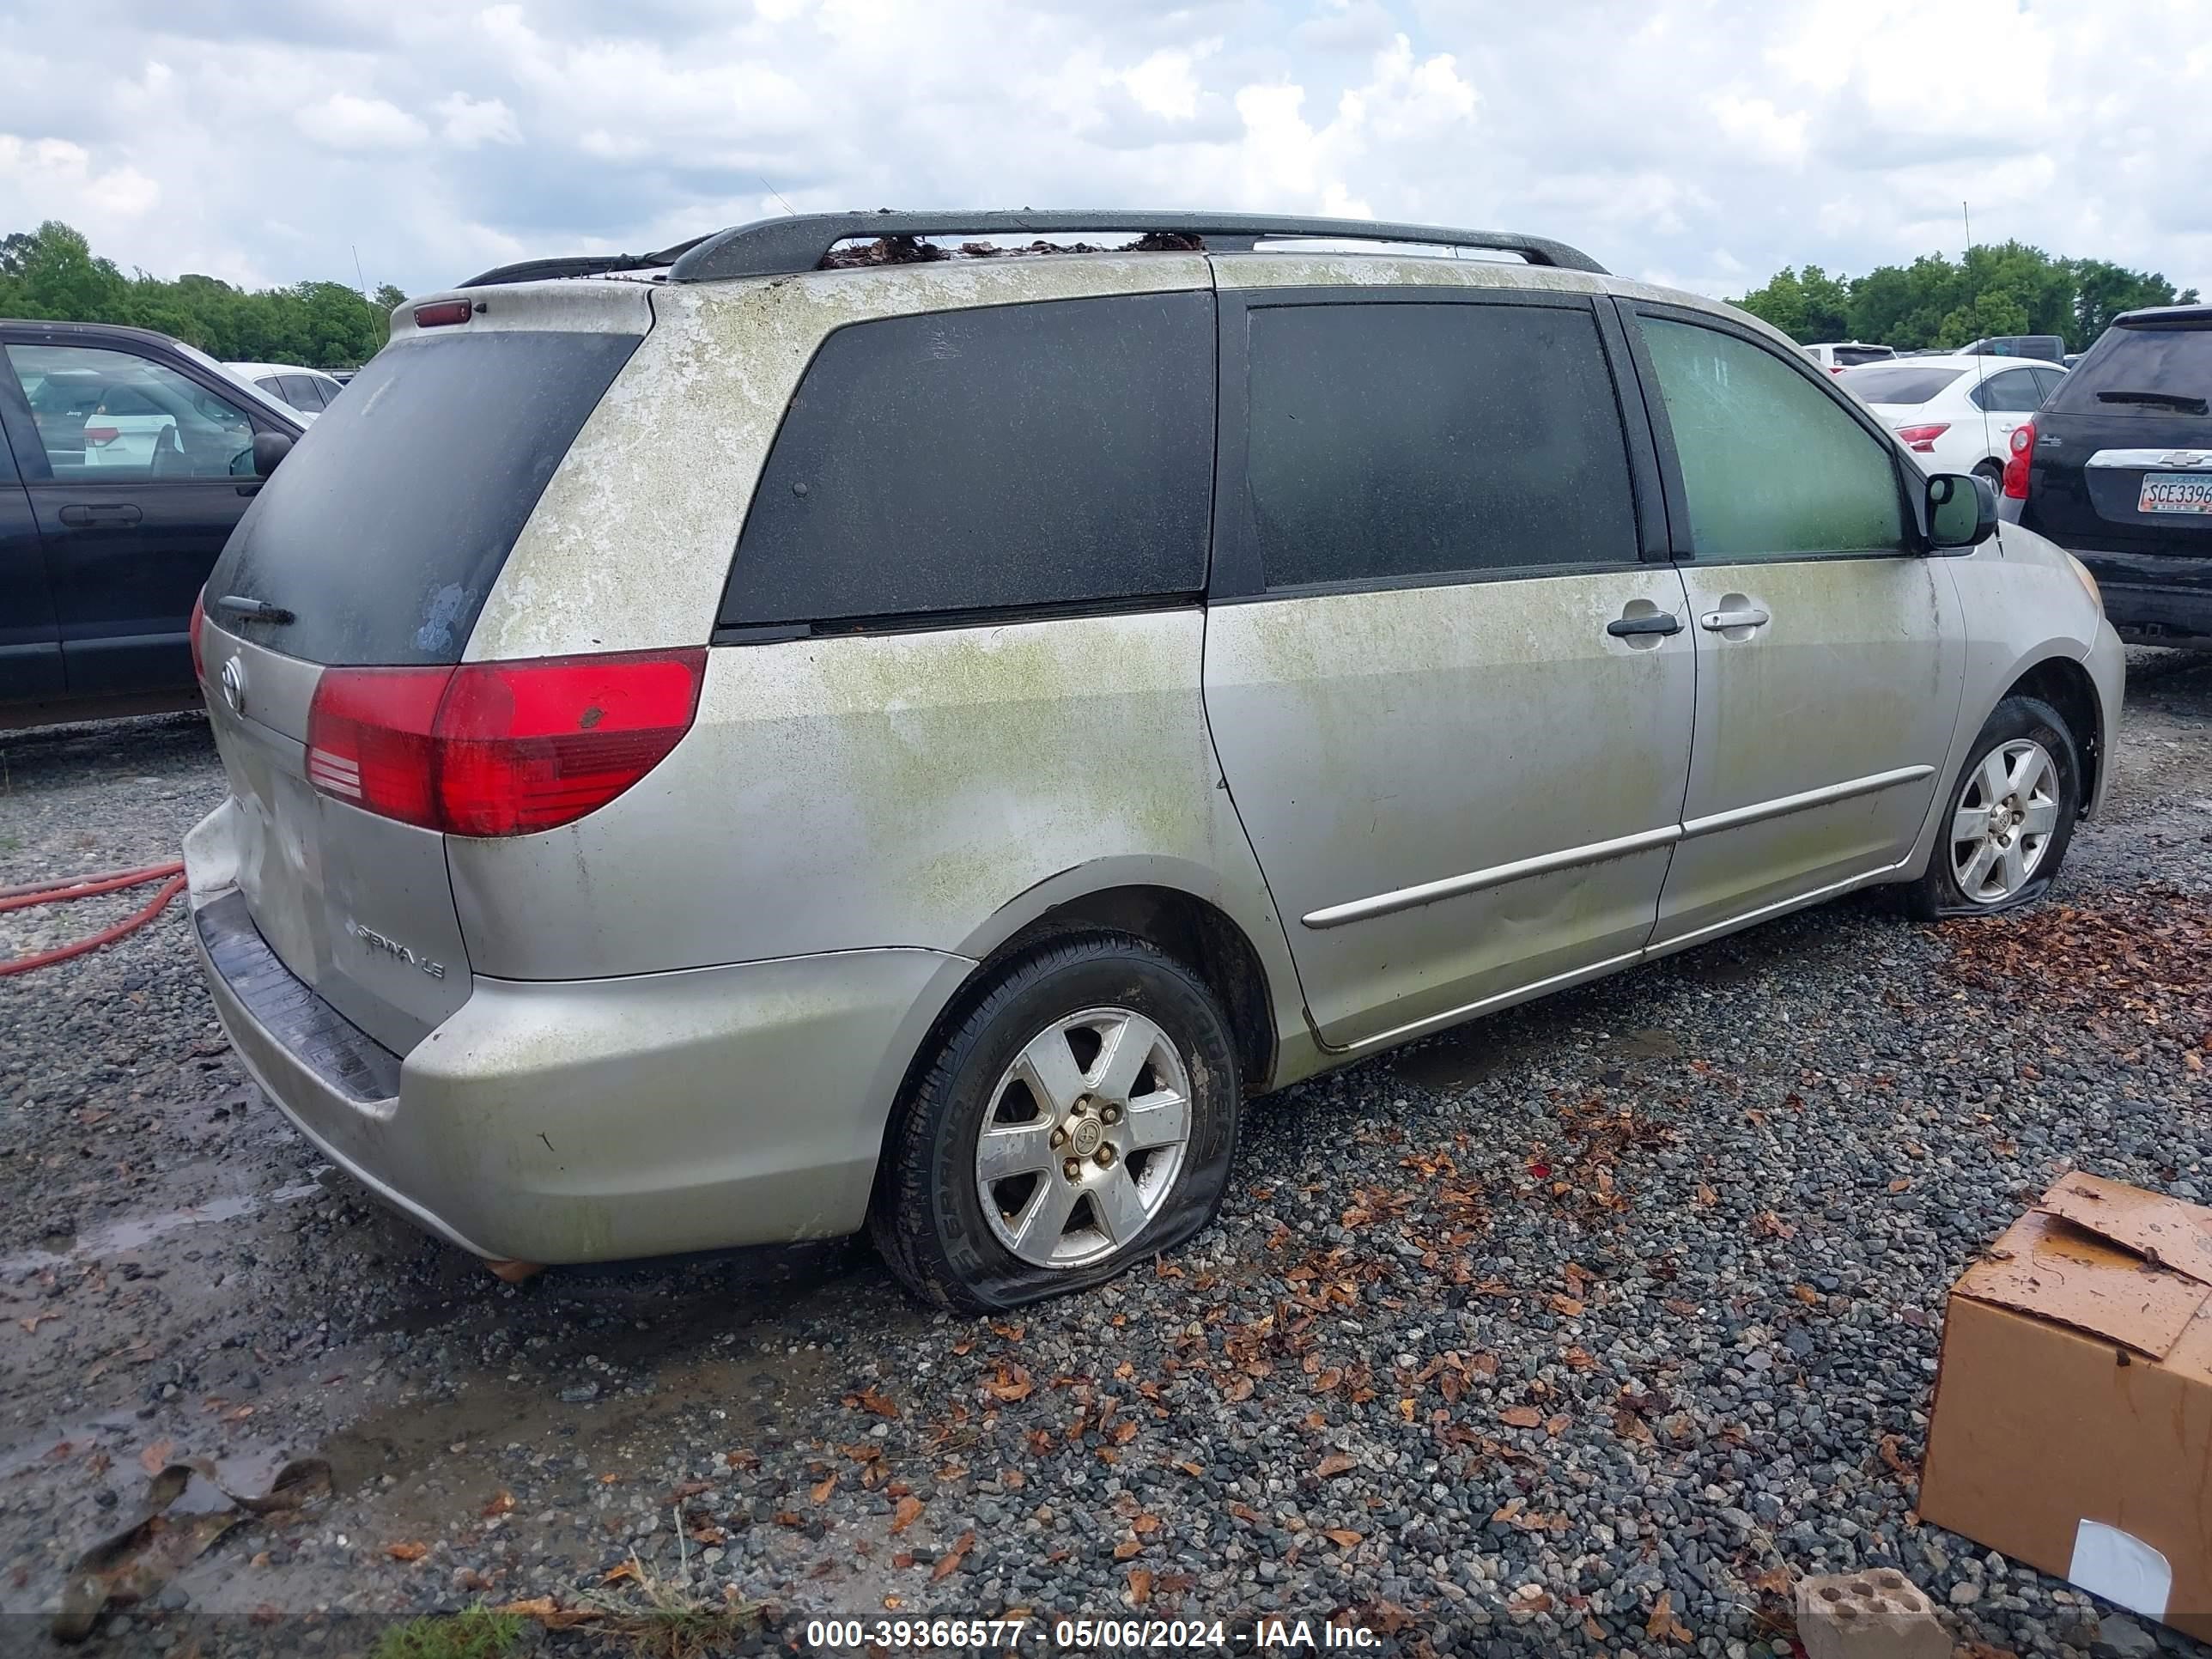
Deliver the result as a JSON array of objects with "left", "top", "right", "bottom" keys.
[{"left": 1, "top": 651, "right": 2209, "bottom": 1659}]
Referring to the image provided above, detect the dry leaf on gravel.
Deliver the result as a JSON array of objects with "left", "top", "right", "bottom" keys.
[
  {"left": 384, "top": 1541, "right": 428, "bottom": 1563},
  {"left": 891, "top": 1495, "right": 923, "bottom": 1534},
  {"left": 933, "top": 1531, "right": 974, "bottom": 1580},
  {"left": 985, "top": 1364, "right": 1034, "bottom": 1402},
  {"left": 1499, "top": 1406, "right": 1542, "bottom": 1429},
  {"left": 1647, "top": 1590, "right": 1692, "bottom": 1644}
]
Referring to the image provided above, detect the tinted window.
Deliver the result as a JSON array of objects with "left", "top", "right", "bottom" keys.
[
  {"left": 278, "top": 374, "right": 328, "bottom": 412},
  {"left": 1838, "top": 365, "right": 1965, "bottom": 404},
  {"left": 209, "top": 328, "right": 640, "bottom": 665},
  {"left": 1642, "top": 318, "right": 1905, "bottom": 561},
  {"left": 724, "top": 293, "right": 1212, "bottom": 629},
  {"left": 2051, "top": 319, "right": 2212, "bottom": 416},
  {"left": 4, "top": 344, "right": 254, "bottom": 480},
  {"left": 1832, "top": 345, "right": 1894, "bottom": 367},
  {"left": 1970, "top": 369, "right": 2043, "bottom": 413},
  {"left": 1244, "top": 301, "right": 1635, "bottom": 587},
  {"left": 2029, "top": 367, "right": 2065, "bottom": 402}
]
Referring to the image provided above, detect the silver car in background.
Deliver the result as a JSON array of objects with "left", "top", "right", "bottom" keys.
[{"left": 182, "top": 211, "right": 2124, "bottom": 1311}]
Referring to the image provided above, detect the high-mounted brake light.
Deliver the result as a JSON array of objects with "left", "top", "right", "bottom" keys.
[
  {"left": 188, "top": 589, "right": 206, "bottom": 684},
  {"left": 412, "top": 299, "right": 474, "bottom": 328},
  {"left": 306, "top": 649, "right": 706, "bottom": 837},
  {"left": 2002, "top": 420, "right": 2035, "bottom": 500},
  {"left": 1895, "top": 422, "right": 1949, "bottom": 453}
]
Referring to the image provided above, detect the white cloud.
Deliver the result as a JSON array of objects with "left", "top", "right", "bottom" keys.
[
  {"left": 1120, "top": 46, "right": 1211, "bottom": 122},
  {"left": 295, "top": 93, "right": 428, "bottom": 151},
  {"left": 436, "top": 93, "right": 519, "bottom": 149},
  {"left": 0, "top": 135, "right": 158, "bottom": 220},
  {"left": 1711, "top": 95, "right": 1808, "bottom": 166}
]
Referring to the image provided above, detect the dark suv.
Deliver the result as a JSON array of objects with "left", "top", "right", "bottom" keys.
[
  {"left": 0, "top": 320, "right": 305, "bottom": 726},
  {"left": 2005, "top": 303, "right": 2212, "bottom": 647}
]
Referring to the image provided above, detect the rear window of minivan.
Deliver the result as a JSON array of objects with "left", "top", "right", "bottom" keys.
[{"left": 207, "top": 328, "right": 641, "bottom": 665}]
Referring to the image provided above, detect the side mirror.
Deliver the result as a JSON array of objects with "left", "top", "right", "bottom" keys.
[
  {"left": 252, "top": 430, "right": 294, "bottom": 478},
  {"left": 1926, "top": 471, "right": 1997, "bottom": 550}
]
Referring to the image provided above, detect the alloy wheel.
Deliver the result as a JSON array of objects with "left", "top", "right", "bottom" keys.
[
  {"left": 1948, "top": 738, "right": 2061, "bottom": 904},
  {"left": 974, "top": 1006, "right": 1193, "bottom": 1269}
]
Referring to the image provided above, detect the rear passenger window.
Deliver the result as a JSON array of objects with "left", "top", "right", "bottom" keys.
[
  {"left": 1970, "top": 369, "right": 2042, "bottom": 413},
  {"left": 279, "top": 374, "right": 328, "bottom": 412},
  {"left": 1244, "top": 301, "right": 1637, "bottom": 588},
  {"left": 1641, "top": 318, "right": 1905, "bottom": 561},
  {"left": 722, "top": 293, "right": 1213, "bottom": 630}
]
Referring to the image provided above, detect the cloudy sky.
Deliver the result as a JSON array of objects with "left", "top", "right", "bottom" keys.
[{"left": 1, "top": 0, "right": 2206, "bottom": 301}]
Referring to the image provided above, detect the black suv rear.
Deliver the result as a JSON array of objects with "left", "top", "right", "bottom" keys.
[{"left": 2008, "top": 303, "right": 2212, "bottom": 646}]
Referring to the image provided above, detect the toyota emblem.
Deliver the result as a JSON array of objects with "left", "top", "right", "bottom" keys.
[{"left": 220, "top": 655, "right": 246, "bottom": 715}]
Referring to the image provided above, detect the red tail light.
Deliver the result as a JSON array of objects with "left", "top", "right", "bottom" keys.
[
  {"left": 83, "top": 425, "right": 121, "bottom": 446},
  {"left": 306, "top": 649, "right": 706, "bottom": 836},
  {"left": 2002, "top": 419, "right": 2035, "bottom": 500},
  {"left": 188, "top": 589, "right": 206, "bottom": 683},
  {"left": 1895, "top": 422, "right": 1950, "bottom": 453}
]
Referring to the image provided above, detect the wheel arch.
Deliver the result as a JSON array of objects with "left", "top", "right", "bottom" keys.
[
  {"left": 945, "top": 866, "right": 1286, "bottom": 1098},
  {"left": 2000, "top": 653, "right": 2105, "bottom": 817}
]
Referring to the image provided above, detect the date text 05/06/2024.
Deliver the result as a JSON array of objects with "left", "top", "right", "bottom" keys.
[{"left": 803, "top": 1616, "right": 1387, "bottom": 1650}]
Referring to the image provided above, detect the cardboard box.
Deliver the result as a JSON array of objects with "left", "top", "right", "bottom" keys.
[{"left": 1920, "top": 1172, "right": 2212, "bottom": 1641}]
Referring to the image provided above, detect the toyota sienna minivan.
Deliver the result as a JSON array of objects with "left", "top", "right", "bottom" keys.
[{"left": 183, "top": 211, "right": 2123, "bottom": 1310}]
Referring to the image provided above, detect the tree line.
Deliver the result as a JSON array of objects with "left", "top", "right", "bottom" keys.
[
  {"left": 0, "top": 221, "right": 406, "bottom": 372},
  {"left": 1734, "top": 240, "right": 2198, "bottom": 352}
]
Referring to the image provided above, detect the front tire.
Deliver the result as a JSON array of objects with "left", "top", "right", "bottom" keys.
[
  {"left": 872, "top": 934, "right": 1241, "bottom": 1311},
  {"left": 1907, "top": 694, "right": 2081, "bottom": 919}
]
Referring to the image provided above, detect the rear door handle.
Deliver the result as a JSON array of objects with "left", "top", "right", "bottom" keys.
[
  {"left": 1700, "top": 607, "right": 1770, "bottom": 631},
  {"left": 58, "top": 503, "right": 143, "bottom": 527},
  {"left": 1606, "top": 611, "right": 1683, "bottom": 638}
]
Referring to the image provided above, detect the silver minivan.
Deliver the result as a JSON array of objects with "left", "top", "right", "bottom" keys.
[{"left": 183, "top": 212, "right": 2124, "bottom": 1310}]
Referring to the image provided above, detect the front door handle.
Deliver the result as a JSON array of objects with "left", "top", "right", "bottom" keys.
[
  {"left": 58, "top": 503, "right": 143, "bottom": 527},
  {"left": 1700, "top": 606, "right": 1770, "bottom": 631},
  {"left": 1606, "top": 611, "right": 1683, "bottom": 638}
]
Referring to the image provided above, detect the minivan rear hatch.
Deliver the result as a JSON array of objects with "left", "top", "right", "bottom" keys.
[{"left": 197, "top": 294, "right": 647, "bottom": 1056}]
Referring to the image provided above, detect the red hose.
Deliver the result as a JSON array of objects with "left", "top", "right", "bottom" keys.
[{"left": 0, "top": 860, "right": 187, "bottom": 976}]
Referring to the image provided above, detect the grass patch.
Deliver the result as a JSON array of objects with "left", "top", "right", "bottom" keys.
[
  {"left": 586, "top": 1542, "right": 766, "bottom": 1659},
  {"left": 372, "top": 1606, "right": 527, "bottom": 1659}
]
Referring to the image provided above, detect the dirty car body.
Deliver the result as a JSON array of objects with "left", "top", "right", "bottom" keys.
[{"left": 182, "top": 211, "right": 2124, "bottom": 1309}]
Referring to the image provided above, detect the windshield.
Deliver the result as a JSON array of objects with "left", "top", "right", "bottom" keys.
[
  {"left": 2051, "top": 319, "right": 2212, "bottom": 417},
  {"left": 1839, "top": 365, "right": 1965, "bottom": 404}
]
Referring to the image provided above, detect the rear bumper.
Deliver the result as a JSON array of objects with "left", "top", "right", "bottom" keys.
[
  {"left": 187, "top": 888, "right": 974, "bottom": 1265},
  {"left": 2083, "top": 564, "right": 2212, "bottom": 647},
  {"left": 2003, "top": 502, "right": 2212, "bottom": 645}
]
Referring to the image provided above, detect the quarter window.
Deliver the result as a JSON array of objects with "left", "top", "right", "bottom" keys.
[
  {"left": 5, "top": 343, "right": 256, "bottom": 480},
  {"left": 1969, "top": 368, "right": 2043, "bottom": 414},
  {"left": 1641, "top": 318, "right": 1905, "bottom": 561},
  {"left": 1243, "top": 301, "right": 1638, "bottom": 588},
  {"left": 722, "top": 293, "right": 1214, "bottom": 629}
]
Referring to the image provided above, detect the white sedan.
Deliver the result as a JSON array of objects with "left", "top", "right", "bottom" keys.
[
  {"left": 223, "top": 362, "right": 346, "bottom": 420},
  {"left": 1837, "top": 354, "right": 2068, "bottom": 483}
]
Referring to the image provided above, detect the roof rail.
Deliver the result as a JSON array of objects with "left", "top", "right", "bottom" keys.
[
  {"left": 661, "top": 210, "right": 1606, "bottom": 283},
  {"left": 460, "top": 236, "right": 712, "bottom": 289}
]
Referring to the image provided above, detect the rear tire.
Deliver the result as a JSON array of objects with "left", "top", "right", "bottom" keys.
[
  {"left": 1972, "top": 459, "right": 2004, "bottom": 489},
  {"left": 1906, "top": 695, "right": 2080, "bottom": 919},
  {"left": 872, "top": 933, "right": 1241, "bottom": 1312}
]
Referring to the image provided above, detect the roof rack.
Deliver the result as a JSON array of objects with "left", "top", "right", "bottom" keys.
[
  {"left": 461, "top": 236, "right": 712, "bottom": 289},
  {"left": 659, "top": 211, "right": 1605, "bottom": 283}
]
